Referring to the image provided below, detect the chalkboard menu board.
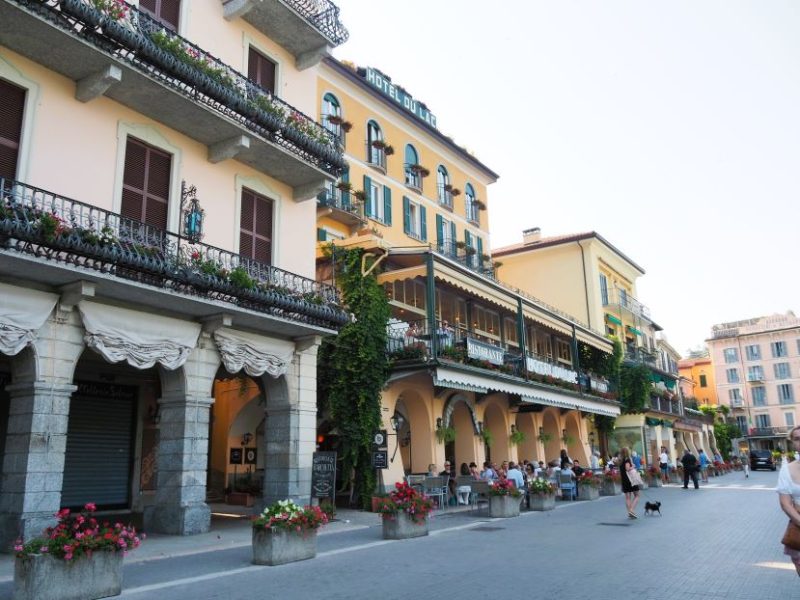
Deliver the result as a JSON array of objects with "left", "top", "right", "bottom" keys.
[{"left": 311, "top": 451, "right": 337, "bottom": 499}]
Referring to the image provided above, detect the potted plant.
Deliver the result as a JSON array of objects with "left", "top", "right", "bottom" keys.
[
  {"left": 454, "top": 240, "right": 467, "bottom": 250},
  {"left": 408, "top": 164, "right": 431, "bottom": 178},
  {"left": 13, "top": 503, "right": 143, "bottom": 600},
  {"left": 450, "top": 188, "right": 461, "bottom": 196},
  {"left": 481, "top": 429, "right": 494, "bottom": 448},
  {"left": 528, "top": 479, "right": 557, "bottom": 511},
  {"left": 378, "top": 482, "right": 434, "bottom": 539},
  {"left": 487, "top": 478, "right": 522, "bottom": 518},
  {"left": 509, "top": 429, "right": 526, "bottom": 446},
  {"left": 335, "top": 180, "right": 352, "bottom": 193},
  {"left": 435, "top": 425, "right": 457, "bottom": 443},
  {"left": 251, "top": 500, "right": 327, "bottom": 565},
  {"left": 600, "top": 471, "right": 622, "bottom": 496},
  {"left": 384, "top": 145, "right": 395, "bottom": 156},
  {"left": 577, "top": 472, "right": 601, "bottom": 501},
  {"left": 537, "top": 432, "right": 553, "bottom": 444}
]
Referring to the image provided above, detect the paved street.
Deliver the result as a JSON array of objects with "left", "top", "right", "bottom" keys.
[{"left": 0, "top": 470, "right": 794, "bottom": 600}]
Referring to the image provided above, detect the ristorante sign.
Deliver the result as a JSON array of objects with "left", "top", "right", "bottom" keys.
[
  {"left": 467, "top": 338, "right": 504, "bottom": 366},
  {"left": 525, "top": 357, "right": 578, "bottom": 384},
  {"left": 364, "top": 68, "right": 438, "bottom": 129}
]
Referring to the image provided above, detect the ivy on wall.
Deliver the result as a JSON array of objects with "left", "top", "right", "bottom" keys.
[{"left": 317, "top": 246, "right": 390, "bottom": 509}]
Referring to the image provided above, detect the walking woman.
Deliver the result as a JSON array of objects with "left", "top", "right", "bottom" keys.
[
  {"left": 777, "top": 425, "right": 800, "bottom": 576},
  {"left": 620, "top": 447, "right": 641, "bottom": 519}
]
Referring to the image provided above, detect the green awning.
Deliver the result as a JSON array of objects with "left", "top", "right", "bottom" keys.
[
  {"left": 627, "top": 325, "right": 642, "bottom": 336},
  {"left": 664, "top": 378, "right": 676, "bottom": 389},
  {"left": 605, "top": 314, "right": 622, "bottom": 326}
]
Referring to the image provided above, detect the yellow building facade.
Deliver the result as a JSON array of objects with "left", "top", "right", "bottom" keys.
[{"left": 315, "top": 63, "right": 620, "bottom": 489}]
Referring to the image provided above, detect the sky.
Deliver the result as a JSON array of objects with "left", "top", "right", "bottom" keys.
[{"left": 330, "top": 1, "right": 800, "bottom": 356}]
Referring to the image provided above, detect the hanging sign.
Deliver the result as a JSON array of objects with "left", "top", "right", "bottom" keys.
[
  {"left": 466, "top": 338, "right": 505, "bottom": 366},
  {"left": 364, "top": 68, "right": 438, "bottom": 129}
]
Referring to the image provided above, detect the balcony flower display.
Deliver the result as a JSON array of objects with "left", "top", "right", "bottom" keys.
[{"left": 251, "top": 500, "right": 327, "bottom": 565}]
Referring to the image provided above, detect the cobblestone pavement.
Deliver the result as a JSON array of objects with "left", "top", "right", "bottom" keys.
[{"left": 0, "top": 470, "right": 794, "bottom": 600}]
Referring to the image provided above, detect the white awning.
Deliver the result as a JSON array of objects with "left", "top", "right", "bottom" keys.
[
  {"left": 214, "top": 328, "right": 294, "bottom": 378},
  {"left": 0, "top": 283, "right": 58, "bottom": 356},
  {"left": 434, "top": 368, "right": 489, "bottom": 393}
]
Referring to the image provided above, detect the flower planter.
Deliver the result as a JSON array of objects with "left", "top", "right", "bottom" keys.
[
  {"left": 14, "top": 551, "right": 123, "bottom": 600},
  {"left": 382, "top": 513, "right": 429, "bottom": 539},
  {"left": 251, "top": 529, "right": 317, "bottom": 566},
  {"left": 528, "top": 494, "right": 556, "bottom": 511},
  {"left": 488, "top": 494, "right": 521, "bottom": 518},
  {"left": 600, "top": 481, "right": 621, "bottom": 496},
  {"left": 577, "top": 485, "right": 600, "bottom": 501},
  {"left": 648, "top": 477, "right": 663, "bottom": 488},
  {"left": 61, "top": 0, "right": 104, "bottom": 29}
]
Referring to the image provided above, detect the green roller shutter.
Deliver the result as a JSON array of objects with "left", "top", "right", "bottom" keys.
[
  {"left": 383, "top": 186, "right": 392, "bottom": 225},
  {"left": 363, "top": 175, "right": 372, "bottom": 217},
  {"left": 403, "top": 196, "right": 411, "bottom": 234},
  {"left": 420, "top": 206, "right": 427, "bottom": 241}
]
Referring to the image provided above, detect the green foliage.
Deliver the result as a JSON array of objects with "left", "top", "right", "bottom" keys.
[
  {"left": 713, "top": 422, "right": 742, "bottom": 460},
  {"left": 435, "top": 426, "right": 457, "bottom": 444},
  {"left": 481, "top": 429, "right": 494, "bottom": 448},
  {"left": 228, "top": 267, "right": 255, "bottom": 290},
  {"left": 698, "top": 404, "right": 717, "bottom": 417},
  {"left": 537, "top": 432, "right": 553, "bottom": 444},
  {"left": 509, "top": 429, "right": 526, "bottom": 446},
  {"left": 579, "top": 339, "right": 621, "bottom": 380},
  {"left": 317, "top": 246, "right": 390, "bottom": 509},
  {"left": 618, "top": 363, "right": 651, "bottom": 414}
]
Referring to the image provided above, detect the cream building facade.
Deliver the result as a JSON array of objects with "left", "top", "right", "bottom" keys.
[{"left": 0, "top": 0, "right": 350, "bottom": 547}]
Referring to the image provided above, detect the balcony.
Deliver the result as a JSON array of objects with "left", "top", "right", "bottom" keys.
[
  {"left": 623, "top": 347, "right": 657, "bottom": 367},
  {"left": 222, "top": 0, "right": 348, "bottom": 69},
  {"left": 649, "top": 395, "right": 682, "bottom": 415},
  {"left": 365, "top": 143, "right": 387, "bottom": 173},
  {"left": 0, "top": 178, "right": 349, "bottom": 334},
  {"left": 1, "top": 0, "right": 345, "bottom": 196},
  {"left": 436, "top": 185, "right": 454, "bottom": 210},
  {"left": 316, "top": 186, "right": 365, "bottom": 228},
  {"left": 434, "top": 239, "right": 495, "bottom": 280},
  {"left": 746, "top": 373, "right": 765, "bottom": 383},
  {"left": 749, "top": 426, "right": 789, "bottom": 438},
  {"left": 603, "top": 288, "right": 652, "bottom": 322}
]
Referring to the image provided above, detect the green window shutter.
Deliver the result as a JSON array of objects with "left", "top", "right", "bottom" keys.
[
  {"left": 477, "top": 237, "right": 483, "bottom": 260},
  {"left": 450, "top": 222, "right": 456, "bottom": 247},
  {"left": 403, "top": 196, "right": 411, "bottom": 235},
  {"left": 342, "top": 169, "right": 350, "bottom": 207},
  {"left": 436, "top": 214, "right": 444, "bottom": 246},
  {"left": 420, "top": 206, "right": 427, "bottom": 241},
  {"left": 383, "top": 186, "right": 392, "bottom": 225},
  {"left": 465, "top": 230, "right": 472, "bottom": 247},
  {"left": 363, "top": 175, "right": 372, "bottom": 217},
  {"left": 317, "top": 228, "right": 327, "bottom": 242}
]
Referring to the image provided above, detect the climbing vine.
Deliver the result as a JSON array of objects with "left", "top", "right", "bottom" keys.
[
  {"left": 317, "top": 246, "right": 390, "bottom": 509},
  {"left": 618, "top": 363, "right": 651, "bottom": 414}
]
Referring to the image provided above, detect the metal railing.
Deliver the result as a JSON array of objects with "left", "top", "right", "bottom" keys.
[
  {"left": 317, "top": 186, "right": 363, "bottom": 218},
  {"left": 16, "top": 0, "right": 344, "bottom": 175},
  {"left": 434, "top": 239, "right": 495, "bottom": 279},
  {"left": 603, "top": 288, "right": 652, "bottom": 321},
  {"left": 624, "top": 347, "right": 657, "bottom": 366},
  {"left": 749, "top": 426, "right": 789, "bottom": 437},
  {"left": 282, "top": 0, "right": 349, "bottom": 46},
  {"left": 0, "top": 179, "right": 347, "bottom": 329},
  {"left": 437, "top": 185, "right": 453, "bottom": 209},
  {"left": 365, "top": 143, "right": 387, "bottom": 171},
  {"left": 650, "top": 396, "right": 682, "bottom": 415}
]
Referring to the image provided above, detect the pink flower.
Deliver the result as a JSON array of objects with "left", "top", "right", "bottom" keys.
[
  {"left": 13, "top": 544, "right": 23, "bottom": 552},
  {"left": 84, "top": 503, "right": 96, "bottom": 512}
]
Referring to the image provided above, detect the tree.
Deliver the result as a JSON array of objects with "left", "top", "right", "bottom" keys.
[{"left": 317, "top": 246, "right": 390, "bottom": 509}]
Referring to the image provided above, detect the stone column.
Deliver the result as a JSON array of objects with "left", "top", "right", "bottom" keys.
[
  {"left": 0, "top": 381, "right": 76, "bottom": 548},
  {"left": 145, "top": 393, "right": 213, "bottom": 535}
]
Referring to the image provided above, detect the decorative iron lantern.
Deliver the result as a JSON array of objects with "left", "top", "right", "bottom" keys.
[{"left": 181, "top": 180, "right": 204, "bottom": 243}]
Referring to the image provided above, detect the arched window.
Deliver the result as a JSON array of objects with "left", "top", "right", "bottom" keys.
[
  {"left": 366, "top": 120, "right": 385, "bottom": 168},
  {"left": 436, "top": 165, "right": 450, "bottom": 207},
  {"left": 465, "top": 183, "right": 478, "bottom": 223},
  {"left": 404, "top": 144, "right": 420, "bottom": 189},
  {"left": 322, "top": 93, "right": 342, "bottom": 138}
]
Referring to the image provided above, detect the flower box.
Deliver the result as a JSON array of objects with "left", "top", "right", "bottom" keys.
[
  {"left": 488, "top": 494, "right": 521, "bottom": 518},
  {"left": 251, "top": 528, "right": 317, "bottom": 566},
  {"left": 528, "top": 494, "right": 556, "bottom": 511},
  {"left": 600, "top": 480, "right": 621, "bottom": 496},
  {"left": 14, "top": 551, "right": 123, "bottom": 600},
  {"left": 382, "top": 513, "right": 429, "bottom": 540},
  {"left": 578, "top": 485, "right": 600, "bottom": 501}
]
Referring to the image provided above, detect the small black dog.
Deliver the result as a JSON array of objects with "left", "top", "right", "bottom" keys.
[{"left": 644, "top": 501, "right": 662, "bottom": 516}]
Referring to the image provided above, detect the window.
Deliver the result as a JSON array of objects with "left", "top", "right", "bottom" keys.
[
  {"left": 699, "top": 374, "right": 707, "bottom": 388},
  {"left": 504, "top": 317, "right": 518, "bottom": 346},
  {"left": 436, "top": 165, "right": 451, "bottom": 207},
  {"left": 736, "top": 416, "right": 747, "bottom": 433},
  {"left": 556, "top": 339, "right": 572, "bottom": 363},
  {"left": 321, "top": 93, "right": 342, "bottom": 138},
  {"left": 747, "top": 365, "right": 764, "bottom": 381},
  {"left": 366, "top": 120, "right": 384, "bottom": 168},
  {"left": 778, "top": 384, "right": 794, "bottom": 404},
  {"left": 404, "top": 144, "right": 420, "bottom": 189},
  {"left": 121, "top": 137, "right": 171, "bottom": 230},
  {"left": 534, "top": 331, "right": 552, "bottom": 359},
  {"left": 786, "top": 412, "right": 795, "bottom": 427},
  {"left": 239, "top": 188, "right": 273, "bottom": 265},
  {"left": 755, "top": 414, "right": 771, "bottom": 428},
  {"left": 363, "top": 175, "right": 390, "bottom": 224},
  {"left": 472, "top": 305, "right": 500, "bottom": 338},
  {"left": 725, "top": 368, "right": 739, "bottom": 384},
  {"left": 248, "top": 48, "right": 276, "bottom": 94},
  {"left": 435, "top": 214, "right": 456, "bottom": 256},
  {"left": 728, "top": 388, "right": 742, "bottom": 402},
  {"left": 0, "top": 78, "right": 26, "bottom": 181},
  {"left": 775, "top": 362, "right": 791, "bottom": 380},
  {"left": 139, "top": 0, "right": 181, "bottom": 30},
  {"left": 723, "top": 348, "right": 738, "bottom": 363},
  {"left": 465, "top": 183, "right": 478, "bottom": 223},
  {"left": 772, "top": 341, "right": 788, "bottom": 358},
  {"left": 745, "top": 344, "right": 761, "bottom": 361},
  {"left": 752, "top": 386, "right": 766, "bottom": 406},
  {"left": 619, "top": 288, "right": 629, "bottom": 308},
  {"left": 402, "top": 196, "right": 427, "bottom": 241},
  {"left": 599, "top": 274, "right": 609, "bottom": 306}
]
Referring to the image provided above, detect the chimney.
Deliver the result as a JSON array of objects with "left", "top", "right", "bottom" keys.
[{"left": 522, "top": 227, "right": 541, "bottom": 245}]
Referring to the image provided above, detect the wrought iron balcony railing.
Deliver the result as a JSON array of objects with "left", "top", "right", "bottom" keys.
[
  {"left": 8, "top": 0, "right": 345, "bottom": 178},
  {"left": 650, "top": 396, "right": 682, "bottom": 415},
  {"left": 281, "top": 0, "right": 349, "bottom": 46},
  {"left": 317, "top": 186, "right": 364, "bottom": 220},
  {"left": 603, "top": 288, "right": 652, "bottom": 321},
  {"left": 365, "top": 143, "right": 387, "bottom": 172},
  {"left": 748, "top": 426, "right": 789, "bottom": 437},
  {"left": 437, "top": 184, "right": 453, "bottom": 210},
  {"left": 434, "top": 239, "right": 495, "bottom": 280},
  {"left": 0, "top": 178, "right": 348, "bottom": 330}
]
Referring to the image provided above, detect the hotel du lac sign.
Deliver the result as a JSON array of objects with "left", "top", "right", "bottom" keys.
[{"left": 364, "top": 67, "right": 438, "bottom": 128}]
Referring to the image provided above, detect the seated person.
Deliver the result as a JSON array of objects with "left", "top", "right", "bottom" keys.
[
  {"left": 440, "top": 461, "right": 456, "bottom": 500},
  {"left": 506, "top": 461, "right": 525, "bottom": 490},
  {"left": 481, "top": 460, "right": 497, "bottom": 480},
  {"left": 457, "top": 463, "right": 472, "bottom": 504},
  {"left": 572, "top": 459, "right": 585, "bottom": 477}
]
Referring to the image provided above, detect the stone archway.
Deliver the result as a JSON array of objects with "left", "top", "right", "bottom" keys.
[
  {"left": 483, "top": 398, "right": 509, "bottom": 464},
  {"left": 541, "top": 409, "right": 561, "bottom": 464},
  {"left": 442, "top": 393, "right": 479, "bottom": 470},
  {"left": 515, "top": 413, "right": 539, "bottom": 464},
  {"left": 563, "top": 412, "right": 587, "bottom": 464},
  {"left": 394, "top": 389, "right": 433, "bottom": 475}
]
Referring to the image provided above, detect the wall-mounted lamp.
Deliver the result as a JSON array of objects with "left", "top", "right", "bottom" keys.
[
  {"left": 241, "top": 432, "right": 253, "bottom": 447},
  {"left": 478, "top": 421, "right": 484, "bottom": 435},
  {"left": 589, "top": 431, "right": 595, "bottom": 446},
  {"left": 436, "top": 417, "right": 443, "bottom": 430},
  {"left": 510, "top": 423, "right": 517, "bottom": 435},
  {"left": 538, "top": 426, "right": 544, "bottom": 437},
  {"left": 562, "top": 428, "right": 568, "bottom": 439},
  {"left": 390, "top": 412, "right": 406, "bottom": 433}
]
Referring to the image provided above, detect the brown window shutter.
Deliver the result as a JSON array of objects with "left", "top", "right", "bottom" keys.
[
  {"left": 0, "top": 78, "right": 26, "bottom": 181},
  {"left": 239, "top": 188, "right": 273, "bottom": 265},
  {"left": 247, "top": 48, "right": 276, "bottom": 93},
  {"left": 139, "top": 0, "right": 181, "bottom": 31},
  {"left": 121, "top": 137, "right": 171, "bottom": 230}
]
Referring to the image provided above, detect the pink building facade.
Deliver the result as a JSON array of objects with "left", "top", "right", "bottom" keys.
[{"left": 707, "top": 312, "right": 800, "bottom": 451}]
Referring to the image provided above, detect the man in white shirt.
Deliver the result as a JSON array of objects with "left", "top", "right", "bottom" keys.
[
  {"left": 506, "top": 461, "right": 525, "bottom": 490},
  {"left": 659, "top": 447, "right": 670, "bottom": 484}
]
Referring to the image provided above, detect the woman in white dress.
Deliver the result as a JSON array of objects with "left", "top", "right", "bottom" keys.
[{"left": 777, "top": 425, "right": 800, "bottom": 576}]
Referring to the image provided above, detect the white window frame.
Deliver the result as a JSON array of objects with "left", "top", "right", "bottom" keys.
[
  {"left": 751, "top": 386, "right": 766, "bottom": 406},
  {"left": 775, "top": 362, "right": 791, "bottom": 380},
  {"left": 786, "top": 412, "right": 795, "bottom": 427},
  {"left": 367, "top": 181, "right": 384, "bottom": 223},
  {"left": 407, "top": 199, "right": 423, "bottom": 240},
  {"left": 745, "top": 344, "right": 761, "bottom": 361},
  {"left": 726, "top": 368, "right": 739, "bottom": 384},
  {"left": 778, "top": 383, "right": 794, "bottom": 404},
  {"left": 723, "top": 348, "right": 738, "bottom": 363}
]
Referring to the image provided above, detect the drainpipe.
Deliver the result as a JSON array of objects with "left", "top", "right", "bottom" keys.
[
  {"left": 517, "top": 297, "right": 526, "bottom": 379},
  {"left": 425, "top": 252, "right": 438, "bottom": 359},
  {"left": 577, "top": 240, "right": 592, "bottom": 330}
]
